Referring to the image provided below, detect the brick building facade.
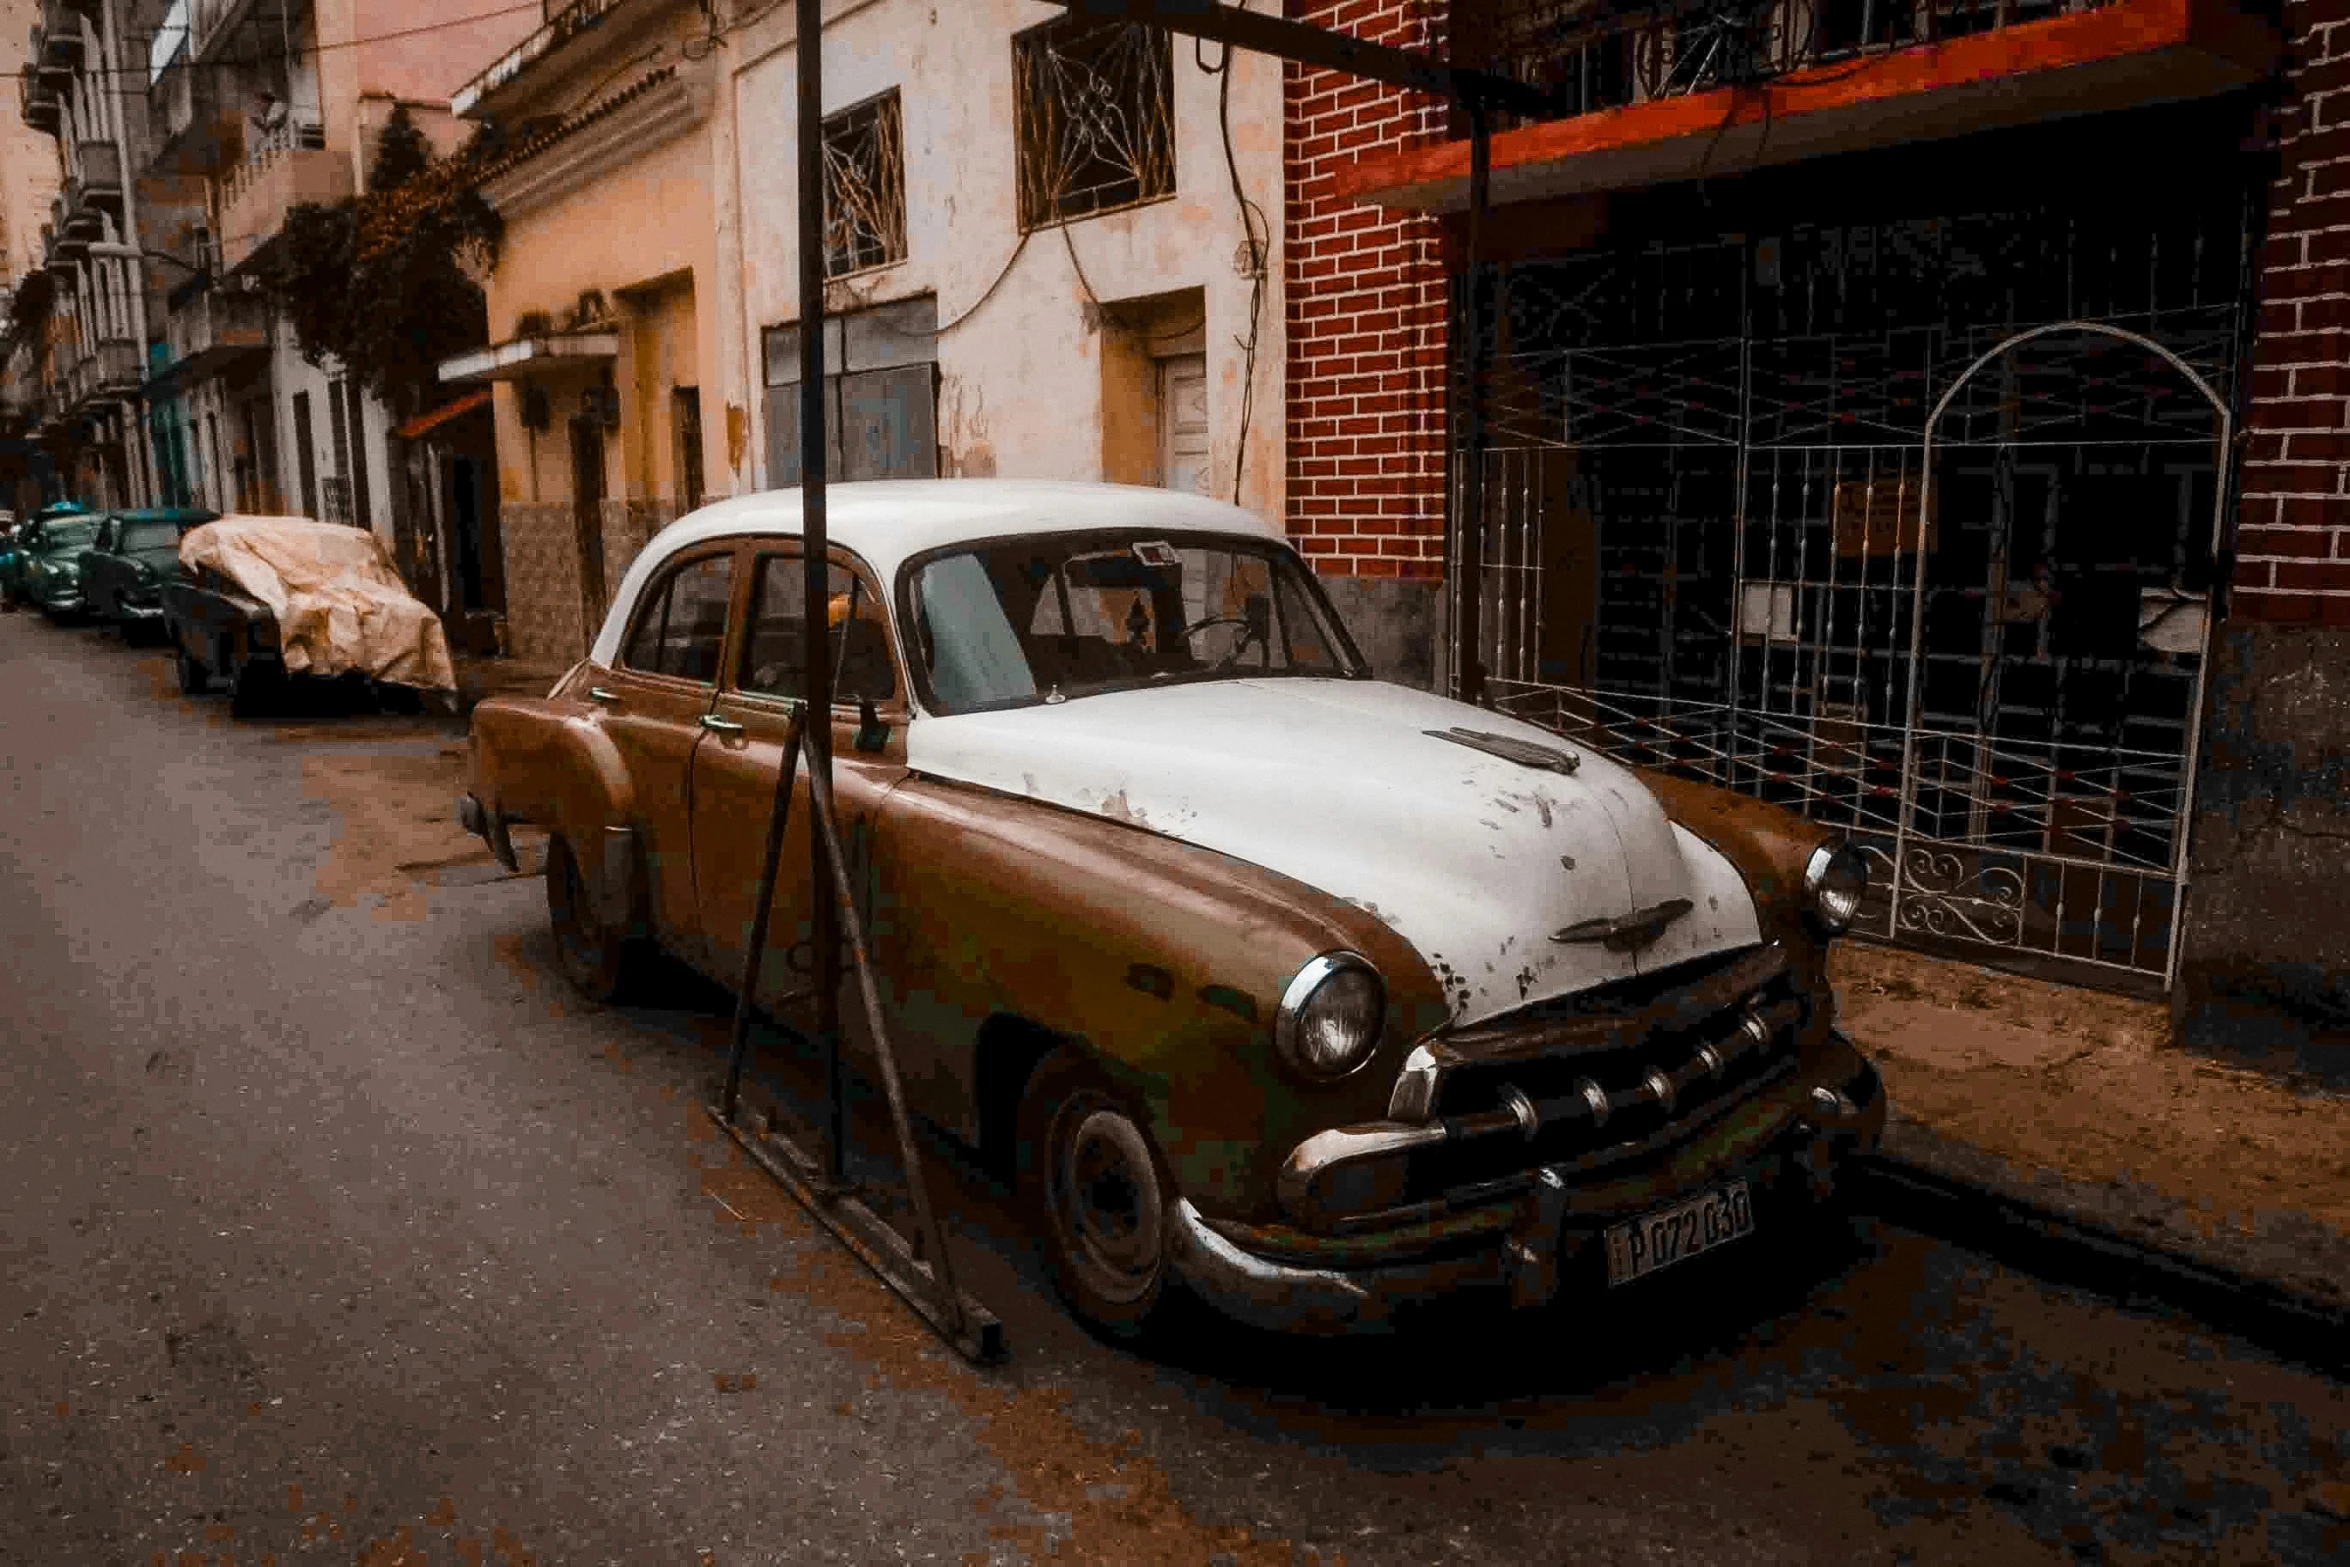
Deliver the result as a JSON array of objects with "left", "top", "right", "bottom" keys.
[
  {"left": 1283, "top": 0, "right": 1453, "bottom": 687},
  {"left": 2178, "top": 0, "right": 2350, "bottom": 1060},
  {"left": 1286, "top": 0, "right": 2350, "bottom": 1054}
]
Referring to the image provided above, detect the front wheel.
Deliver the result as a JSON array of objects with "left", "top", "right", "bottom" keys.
[
  {"left": 1017, "top": 1055, "right": 1182, "bottom": 1340},
  {"left": 545, "top": 834, "right": 641, "bottom": 1003}
]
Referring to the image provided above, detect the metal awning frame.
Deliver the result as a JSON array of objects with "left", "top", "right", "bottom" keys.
[{"left": 709, "top": 0, "right": 1521, "bottom": 1369}]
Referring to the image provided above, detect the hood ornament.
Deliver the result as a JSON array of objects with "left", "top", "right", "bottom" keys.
[
  {"left": 1551, "top": 897, "right": 1694, "bottom": 952},
  {"left": 1425, "top": 727, "right": 1581, "bottom": 775}
]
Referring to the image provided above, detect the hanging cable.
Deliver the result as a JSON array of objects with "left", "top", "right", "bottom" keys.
[{"left": 1194, "top": 9, "right": 1269, "bottom": 506}]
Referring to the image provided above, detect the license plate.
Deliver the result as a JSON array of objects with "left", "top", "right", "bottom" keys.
[{"left": 1604, "top": 1180, "right": 1755, "bottom": 1287}]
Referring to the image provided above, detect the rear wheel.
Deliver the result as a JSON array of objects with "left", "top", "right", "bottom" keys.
[
  {"left": 545, "top": 834, "right": 640, "bottom": 1003},
  {"left": 1017, "top": 1054, "right": 1182, "bottom": 1340},
  {"left": 175, "top": 647, "right": 207, "bottom": 694},
  {"left": 227, "top": 659, "right": 282, "bottom": 719}
]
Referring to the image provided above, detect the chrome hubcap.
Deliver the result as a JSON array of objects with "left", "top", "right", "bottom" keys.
[{"left": 1055, "top": 1104, "right": 1162, "bottom": 1304}]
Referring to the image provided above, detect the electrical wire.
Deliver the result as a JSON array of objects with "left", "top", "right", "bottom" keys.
[
  {"left": 1198, "top": 8, "right": 1269, "bottom": 507},
  {"left": 64, "top": 2, "right": 552, "bottom": 80}
]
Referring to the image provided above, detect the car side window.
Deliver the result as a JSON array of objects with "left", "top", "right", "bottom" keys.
[
  {"left": 737, "top": 553, "right": 898, "bottom": 704},
  {"left": 621, "top": 553, "right": 734, "bottom": 683}
]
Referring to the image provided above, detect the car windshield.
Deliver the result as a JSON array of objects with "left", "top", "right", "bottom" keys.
[
  {"left": 903, "top": 531, "right": 1365, "bottom": 715},
  {"left": 44, "top": 520, "right": 98, "bottom": 551},
  {"left": 118, "top": 521, "right": 184, "bottom": 553}
]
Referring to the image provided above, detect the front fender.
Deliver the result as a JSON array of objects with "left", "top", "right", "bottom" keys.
[{"left": 872, "top": 778, "right": 1447, "bottom": 1225}]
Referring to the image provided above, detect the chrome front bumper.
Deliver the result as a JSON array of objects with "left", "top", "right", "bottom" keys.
[{"left": 1166, "top": 1042, "right": 1886, "bottom": 1335}]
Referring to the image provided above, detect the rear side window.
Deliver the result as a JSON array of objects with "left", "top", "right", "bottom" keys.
[
  {"left": 621, "top": 553, "right": 735, "bottom": 683},
  {"left": 737, "top": 552, "right": 899, "bottom": 703}
]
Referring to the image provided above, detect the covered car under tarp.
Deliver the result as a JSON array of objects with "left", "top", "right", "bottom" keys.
[{"left": 179, "top": 515, "right": 458, "bottom": 692}]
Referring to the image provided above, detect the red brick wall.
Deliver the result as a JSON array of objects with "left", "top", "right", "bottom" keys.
[
  {"left": 1283, "top": 0, "right": 1452, "bottom": 582},
  {"left": 2238, "top": 0, "right": 2350, "bottom": 623}
]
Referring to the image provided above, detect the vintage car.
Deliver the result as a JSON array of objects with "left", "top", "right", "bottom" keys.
[
  {"left": 164, "top": 514, "right": 457, "bottom": 717},
  {"left": 80, "top": 507, "right": 218, "bottom": 638},
  {"left": 459, "top": 480, "right": 1884, "bottom": 1338},
  {"left": 12, "top": 508, "right": 104, "bottom": 619},
  {"left": 0, "top": 502, "right": 96, "bottom": 612}
]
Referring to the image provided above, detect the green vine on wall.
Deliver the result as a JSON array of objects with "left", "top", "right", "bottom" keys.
[{"left": 265, "top": 107, "right": 504, "bottom": 417}]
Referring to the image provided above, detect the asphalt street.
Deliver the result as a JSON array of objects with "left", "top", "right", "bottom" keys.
[{"left": 2, "top": 607, "right": 2346, "bottom": 1566}]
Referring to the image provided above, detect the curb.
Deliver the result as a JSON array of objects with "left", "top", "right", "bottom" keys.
[{"left": 1853, "top": 1144, "right": 2350, "bottom": 1374}]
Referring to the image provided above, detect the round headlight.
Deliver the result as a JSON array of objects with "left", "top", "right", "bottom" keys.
[
  {"left": 1275, "top": 953, "right": 1385, "bottom": 1080},
  {"left": 1804, "top": 840, "right": 1870, "bottom": 934}
]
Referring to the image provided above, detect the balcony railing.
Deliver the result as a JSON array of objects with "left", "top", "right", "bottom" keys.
[
  {"left": 37, "top": 1, "right": 84, "bottom": 73},
  {"left": 217, "top": 118, "right": 349, "bottom": 273},
  {"left": 87, "top": 338, "right": 141, "bottom": 398},
  {"left": 1465, "top": 0, "right": 2114, "bottom": 123},
  {"left": 73, "top": 141, "right": 122, "bottom": 211},
  {"left": 19, "top": 65, "right": 60, "bottom": 136},
  {"left": 188, "top": 0, "right": 300, "bottom": 66},
  {"left": 451, "top": 0, "right": 631, "bottom": 117},
  {"left": 165, "top": 285, "right": 269, "bottom": 377}
]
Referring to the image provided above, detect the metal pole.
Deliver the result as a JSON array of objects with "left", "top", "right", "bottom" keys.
[
  {"left": 796, "top": 0, "right": 846, "bottom": 1189},
  {"left": 719, "top": 715, "right": 806, "bottom": 1125},
  {"left": 1457, "top": 97, "right": 1492, "bottom": 706},
  {"left": 803, "top": 760, "right": 967, "bottom": 1338}
]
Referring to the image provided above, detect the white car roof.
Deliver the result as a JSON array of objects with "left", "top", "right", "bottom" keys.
[{"left": 588, "top": 479, "right": 1289, "bottom": 666}]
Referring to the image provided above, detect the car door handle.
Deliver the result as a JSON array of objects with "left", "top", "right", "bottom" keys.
[
  {"left": 699, "top": 714, "right": 745, "bottom": 733},
  {"left": 586, "top": 686, "right": 620, "bottom": 704}
]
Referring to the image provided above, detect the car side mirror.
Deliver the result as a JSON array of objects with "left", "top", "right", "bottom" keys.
[{"left": 853, "top": 696, "right": 890, "bottom": 753}]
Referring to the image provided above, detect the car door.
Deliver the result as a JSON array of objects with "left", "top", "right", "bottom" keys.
[
  {"left": 688, "top": 542, "right": 920, "bottom": 1084},
  {"left": 81, "top": 519, "right": 114, "bottom": 613},
  {"left": 592, "top": 543, "right": 741, "bottom": 948}
]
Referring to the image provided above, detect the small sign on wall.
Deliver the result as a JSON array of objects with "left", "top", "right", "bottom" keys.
[{"left": 1737, "top": 580, "right": 1799, "bottom": 642}]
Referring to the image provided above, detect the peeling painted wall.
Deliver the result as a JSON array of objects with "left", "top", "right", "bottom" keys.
[{"left": 714, "top": 0, "right": 1285, "bottom": 521}]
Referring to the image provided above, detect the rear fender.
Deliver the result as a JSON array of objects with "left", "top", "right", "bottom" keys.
[{"left": 468, "top": 696, "right": 640, "bottom": 900}]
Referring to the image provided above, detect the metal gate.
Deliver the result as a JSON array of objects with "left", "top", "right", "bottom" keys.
[{"left": 1454, "top": 207, "right": 2250, "bottom": 989}]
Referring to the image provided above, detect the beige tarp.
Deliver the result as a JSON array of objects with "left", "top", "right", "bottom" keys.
[{"left": 180, "top": 515, "right": 458, "bottom": 692}]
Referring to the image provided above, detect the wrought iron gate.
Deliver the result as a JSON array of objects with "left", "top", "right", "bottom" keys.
[{"left": 1453, "top": 207, "right": 2251, "bottom": 989}]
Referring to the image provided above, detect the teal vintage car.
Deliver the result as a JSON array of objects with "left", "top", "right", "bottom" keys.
[
  {"left": 3, "top": 505, "right": 102, "bottom": 618},
  {"left": 79, "top": 507, "right": 218, "bottom": 639}
]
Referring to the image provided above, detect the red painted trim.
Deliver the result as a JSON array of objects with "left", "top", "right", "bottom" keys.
[
  {"left": 1331, "top": 0, "right": 2280, "bottom": 208},
  {"left": 393, "top": 388, "right": 493, "bottom": 442}
]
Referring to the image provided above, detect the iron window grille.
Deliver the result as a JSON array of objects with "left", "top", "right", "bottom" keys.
[
  {"left": 1011, "top": 15, "right": 1175, "bottom": 231},
  {"left": 823, "top": 90, "right": 907, "bottom": 279}
]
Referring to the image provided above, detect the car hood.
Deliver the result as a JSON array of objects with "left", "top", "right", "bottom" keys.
[{"left": 904, "top": 678, "right": 1761, "bottom": 1026}]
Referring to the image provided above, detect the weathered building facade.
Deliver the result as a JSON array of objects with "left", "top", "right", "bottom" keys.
[
  {"left": 439, "top": 0, "right": 728, "bottom": 665},
  {"left": 447, "top": 0, "right": 1285, "bottom": 666},
  {"left": 1292, "top": 0, "right": 2350, "bottom": 1053},
  {"left": 146, "top": 0, "right": 534, "bottom": 559}
]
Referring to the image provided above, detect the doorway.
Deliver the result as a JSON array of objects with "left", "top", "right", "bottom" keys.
[{"left": 571, "top": 417, "right": 609, "bottom": 638}]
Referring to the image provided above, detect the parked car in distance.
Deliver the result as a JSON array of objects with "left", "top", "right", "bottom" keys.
[
  {"left": 80, "top": 508, "right": 218, "bottom": 640},
  {"left": 0, "top": 501, "right": 94, "bottom": 610},
  {"left": 17, "top": 510, "right": 104, "bottom": 620},
  {"left": 164, "top": 514, "right": 457, "bottom": 717},
  {"left": 460, "top": 480, "right": 1886, "bottom": 1341}
]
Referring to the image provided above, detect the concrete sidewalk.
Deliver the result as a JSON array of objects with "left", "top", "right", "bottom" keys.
[{"left": 1832, "top": 942, "right": 2350, "bottom": 1324}]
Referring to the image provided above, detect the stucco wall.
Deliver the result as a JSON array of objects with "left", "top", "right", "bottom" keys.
[
  {"left": 716, "top": 0, "right": 1284, "bottom": 520},
  {"left": 472, "top": 18, "right": 724, "bottom": 662}
]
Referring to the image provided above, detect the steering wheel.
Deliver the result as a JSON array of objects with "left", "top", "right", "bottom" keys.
[{"left": 1180, "top": 614, "right": 1266, "bottom": 670}]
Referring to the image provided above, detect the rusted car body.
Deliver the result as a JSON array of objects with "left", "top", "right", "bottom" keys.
[{"left": 460, "top": 480, "right": 1885, "bottom": 1336}]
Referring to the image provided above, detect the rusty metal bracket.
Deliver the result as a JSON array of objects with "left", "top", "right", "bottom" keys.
[{"left": 708, "top": 0, "right": 1007, "bottom": 1371}]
